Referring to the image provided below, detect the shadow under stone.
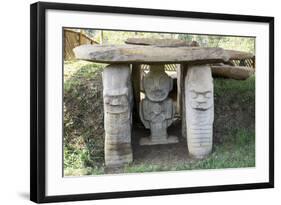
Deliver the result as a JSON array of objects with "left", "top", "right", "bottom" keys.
[{"left": 131, "top": 120, "right": 191, "bottom": 166}]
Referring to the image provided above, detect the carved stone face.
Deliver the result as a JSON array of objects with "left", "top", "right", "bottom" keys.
[
  {"left": 186, "top": 65, "right": 213, "bottom": 110},
  {"left": 143, "top": 65, "right": 172, "bottom": 102},
  {"left": 188, "top": 89, "right": 213, "bottom": 110},
  {"left": 102, "top": 64, "right": 131, "bottom": 114},
  {"left": 104, "top": 94, "right": 128, "bottom": 113}
]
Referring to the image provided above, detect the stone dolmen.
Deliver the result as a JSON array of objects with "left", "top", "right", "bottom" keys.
[{"left": 73, "top": 38, "right": 255, "bottom": 166}]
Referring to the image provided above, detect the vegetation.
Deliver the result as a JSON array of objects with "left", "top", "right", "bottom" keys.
[
  {"left": 124, "top": 129, "right": 255, "bottom": 173},
  {"left": 71, "top": 28, "right": 255, "bottom": 53},
  {"left": 179, "top": 34, "right": 255, "bottom": 53},
  {"left": 64, "top": 61, "right": 105, "bottom": 175}
]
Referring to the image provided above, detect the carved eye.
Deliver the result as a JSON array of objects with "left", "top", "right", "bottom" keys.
[
  {"left": 104, "top": 97, "right": 110, "bottom": 104},
  {"left": 159, "top": 76, "right": 167, "bottom": 88},
  {"left": 145, "top": 77, "right": 153, "bottom": 87},
  {"left": 205, "top": 92, "right": 212, "bottom": 98},
  {"left": 121, "top": 95, "right": 128, "bottom": 104},
  {"left": 191, "top": 92, "right": 197, "bottom": 99}
]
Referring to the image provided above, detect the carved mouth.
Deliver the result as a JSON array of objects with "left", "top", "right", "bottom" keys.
[
  {"left": 151, "top": 90, "right": 165, "bottom": 98},
  {"left": 105, "top": 105, "right": 128, "bottom": 113},
  {"left": 191, "top": 102, "right": 212, "bottom": 110},
  {"left": 195, "top": 107, "right": 207, "bottom": 111}
]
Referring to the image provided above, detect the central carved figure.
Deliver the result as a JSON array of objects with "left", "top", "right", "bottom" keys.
[{"left": 139, "top": 65, "right": 179, "bottom": 145}]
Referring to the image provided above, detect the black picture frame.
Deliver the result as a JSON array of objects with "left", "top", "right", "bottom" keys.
[{"left": 30, "top": 1, "right": 274, "bottom": 203}]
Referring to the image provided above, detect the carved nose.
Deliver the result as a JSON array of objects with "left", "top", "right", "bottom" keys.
[
  {"left": 196, "top": 95, "right": 205, "bottom": 103},
  {"left": 111, "top": 98, "right": 120, "bottom": 105},
  {"left": 153, "top": 89, "right": 163, "bottom": 96}
]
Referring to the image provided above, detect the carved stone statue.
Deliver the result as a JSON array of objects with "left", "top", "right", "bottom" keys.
[
  {"left": 185, "top": 65, "right": 214, "bottom": 158},
  {"left": 102, "top": 64, "right": 133, "bottom": 166},
  {"left": 139, "top": 65, "right": 178, "bottom": 145}
]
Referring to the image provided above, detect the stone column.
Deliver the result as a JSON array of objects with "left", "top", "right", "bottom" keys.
[
  {"left": 180, "top": 64, "right": 187, "bottom": 139},
  {"left": 184, "top": 65, "right": 214, "bottom": 158},
  {"left": 176, "top": 64, "right": 182, "bottom": 115},
  {"left": 102, "top": 64, "right": 133, "bottom": 166}
]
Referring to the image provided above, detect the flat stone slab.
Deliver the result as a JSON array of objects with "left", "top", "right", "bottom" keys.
[
  {"left": 211, "top": 64, "right": 254, "bottom": 80},
  {"left": 225, "top": 49, "right": 254, "bottom": 60},
  {"left": 74, "top": 44, "right": 254, "bottom": 64},
  {"left": 74, "top": 44, "right": 232, "bottom": 64},
  {"left": 125, "top": 38, "right": 199, "bottom": 47}
]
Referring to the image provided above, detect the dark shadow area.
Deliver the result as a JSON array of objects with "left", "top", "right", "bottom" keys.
[{"left": 132, "top": 120, "right": 191, "bottom": 166}]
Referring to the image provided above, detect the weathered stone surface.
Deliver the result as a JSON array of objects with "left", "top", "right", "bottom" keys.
[
  {"left": 125, "top": 38, "right": 199, "bottom": 47},
  {"left": 73, "top": 44, "right": 230, "bottom": 64},
  {"left": 103, "top": 64, "right": 133, "bottom": 166},
  {"left": 139, "top": 65, "right": 178, "bottom": 145},
  {"left": 225, "top": 49, "right": 254, "bottom": 60},
  {"left": 211, "top": 64, "right": 254, "bottom": 80},
  {"left": 176, "top": 64, "right": 182, "bottom": 114},
  {"left": 185, "top": 65, "right": 214, "bottom": 158},
  {"left": 142, "top": 65, "right": 173, "bottom": 102},
  {"left": 180, "top": 64, "right": 187, "bottom": 139}
]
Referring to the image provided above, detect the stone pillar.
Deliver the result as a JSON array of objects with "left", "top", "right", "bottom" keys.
[
  {"left": 180, "top": 64, "right": 187, "bottom": 139},
  {"left": 176, "top": 64, "right": 182, "bottom": 115},
  {"left": 185, "top": 65, "right": 214, "bottom": 158},
  {"left": 102, "top": 64, "right": 133, "bottom": 166},
  {"left": 139, "top": 65, "right": 178, "bottom": 145}
]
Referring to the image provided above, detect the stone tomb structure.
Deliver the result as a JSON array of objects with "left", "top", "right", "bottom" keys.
[{"left": 74, "top": 39, "right": 254, "bottom": 166}]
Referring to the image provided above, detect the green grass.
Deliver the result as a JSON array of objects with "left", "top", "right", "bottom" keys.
[
  {"left": 114, "top": 129, "right": 254, "bottom": 173},
  {"left": 214, "top": 75, "right": 255, "bottom": 103},
  {"left": 64, "top": 60, "right": 105, "bottom": 175},
  {"left": 64, "top": 128, "right": 255, "bottom": 175},
  {"left": 63, "top": 60, "right": 255, "bottom": 176}
]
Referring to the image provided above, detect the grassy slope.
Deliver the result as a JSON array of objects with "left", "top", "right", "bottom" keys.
[{"left": 64, "top": 60, "right": 255, "bottom": 176}]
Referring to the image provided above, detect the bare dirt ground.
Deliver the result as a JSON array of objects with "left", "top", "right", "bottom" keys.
[
  {"left": 132, "top": 120, "right": 191, "bottom": 166},
  {"left": 104, "top": 120, "right": 192, "bottom": 174}
]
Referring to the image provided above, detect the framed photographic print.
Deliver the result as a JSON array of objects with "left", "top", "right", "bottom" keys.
[{"left": 30, "top": 1, "right": 274, "bottom": 203}]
